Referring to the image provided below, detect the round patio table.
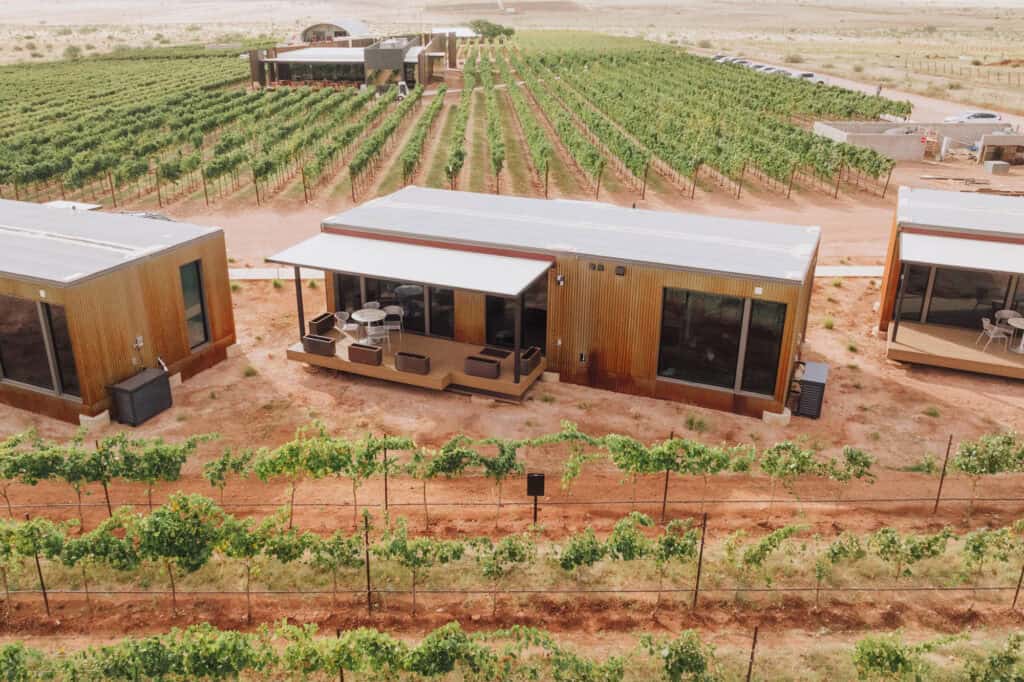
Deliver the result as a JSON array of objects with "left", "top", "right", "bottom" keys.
[
  {"left": 351, "top": 308, "right": 387, "bottom": 325},
  {"left": 1007, "top": 317, "right": 1024, "bottom": 354}
]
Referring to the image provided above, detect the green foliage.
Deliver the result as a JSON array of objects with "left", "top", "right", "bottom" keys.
[
  {"left": 952, "top": 432, "right": 1023, "bottom": 477},
  {"left": 962, "top": 632, "right": 1024, "bottom": 681},
  {"left": 469, "top": 20, "right": 515, "bottom": 39},
  {"left": 852, "top": 632, "right": 959, "bottom": 681},
  {"left": 760, "top": 441, "right": 824, "bottom": 490},
  {"left": 868, "top": 527, "right": 954, "bottom": 579},
  {"left": 202, "top": 448, "right": 254, "bottom": 500},
  {"left": 640, "top": 630, "right": 717, "bottom": 681},
  {"left": 374, "top": 518, "right": 464, "bottom": 613},
  {"left": 559, "top": 527, "right": 606, "bottom": 574},
  {"left": 605, "top": 512, "right": 654, "bottom": 561}
]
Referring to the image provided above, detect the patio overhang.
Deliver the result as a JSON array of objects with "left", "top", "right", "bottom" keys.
[
  {"left": 267, "top": 232, "right": 553, "bottom": 298},
  {"left": 900, "top": 232, "right": 1024, "bottom": 275}
]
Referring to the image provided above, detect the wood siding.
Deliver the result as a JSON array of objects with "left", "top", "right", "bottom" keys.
[
  {"left": 877, "top": 212, "right": 902, "bottom": 332},
  {"left": 545, "top": 255, "right": 808, "bottom": 417},
  {"left": 0, "top": 233, "right": 235, "bottom": 422}
]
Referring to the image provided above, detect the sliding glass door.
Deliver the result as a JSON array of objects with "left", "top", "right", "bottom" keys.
[
  {"left": 896, "top": 263, "right": 1018, "bottom": 330},
  {"left": 485, "top": 277, "right": 548, "bottom": 352}
]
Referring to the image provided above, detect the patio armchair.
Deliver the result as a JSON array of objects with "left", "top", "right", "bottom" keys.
[
  {"left": 975, "top": 318, "right": 1011, "bottom": 352},
  {"left": 335, "top": 311, "right": 360, "bottom": 335},
  {"left": 383, "top": 305, "right": 404, "bottom": 340}
]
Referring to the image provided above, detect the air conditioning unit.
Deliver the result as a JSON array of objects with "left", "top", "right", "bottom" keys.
[{"left": 794, "top": 361, "right": 829, "bottom": 419}]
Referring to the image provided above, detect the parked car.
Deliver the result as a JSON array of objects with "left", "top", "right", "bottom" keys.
[
  {"left": 712, "top": 54, "right": 727, "bottom": 62},
  {"left": 793, "top": 71, "right": 826, "bottom": 84},
  {"left": 943, "top": 111, "right": 1002, "bottom": 123}
]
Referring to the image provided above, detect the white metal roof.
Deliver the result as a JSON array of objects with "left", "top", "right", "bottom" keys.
[
  {"left": 431, "top": 26, "right": 478, "bottom": 38},
  {"left": 900, "top": 232, "right": 1024, "bottom": 274},
  {"left": 267, "top": 47, "right": 365, "bottom": 64},
  {"left": 0, "top": 199, "right": 219, "bottom": 286},
  {"left": 302, "top": 19, "right": 371, "bottom": 37},
  {"left": 897, "top": 186, "right": 1024, "bottom": 238},
  {"left": 267, "top": 233, "right": 552, "bottom": 297},
  {"left": 322, "top": 187, "right": 820, "bottom": 283},
  {"left": 43, "top": 200, "right": 101, "bottom": 211}
]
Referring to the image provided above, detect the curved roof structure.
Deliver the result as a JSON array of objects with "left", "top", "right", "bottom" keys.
[{"left": 300, "top": 19, "right": 370, "bottom": 41}]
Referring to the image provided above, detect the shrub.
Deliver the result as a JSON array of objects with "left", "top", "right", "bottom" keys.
[
  {"left": 697, "top": 39, "right": 712, "bottom": 48},
  {"left": 922, "top": 406, "right": 940, "bottom": 418},
  {"left": 823, "top": 316, "right": 835, "bottom": 330},
  {"left": 243, "top": 365, "right": 258, "bottom": 378},
  {"left": 853, "top": 64, "right": 864, "bottom": 73},
  {"left": 784, "top": 53, "right": 804, "bottom": 63},
  {"left": 62, "top": 45, "right": 81, "bottom": 60},
  {"left": 271, "top": 279, "right": 283, "bottom": 289}
]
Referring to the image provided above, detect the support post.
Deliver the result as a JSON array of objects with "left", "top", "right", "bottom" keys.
[
  {"left": 202, "top": 171, "right": 210, "bottom": 206},
  {"left": 294, "top": 266, "right": 305, "bottom": 341},
  {"left": 363, "top": 513, "right": 372, "bottom": 615},
  {"left": 932, "top": 435, "right": 953, "bottom": 515},
  {"left": 833, "top": 161, "right": 844, "bottom": 199},
  {"left": 660, "top": 430, "right": 674, "bottom": 523},
  {"left": 155, "top": 169, "right": 162, "bottom": 208},
  {"left": 640, "top": 160, "right": 650, "bottom": 199},
  {"left": 881, "top": 166, "right": 894, "bottom": 199},
  {"left": 382, "top": 440, "right": 389, "bottom": 513},
  {"left": 691, "top": 512, "right": 708, "bottom": 609},
  {"left": 107, "top": 170, "right": 117, "bottom": 208},
  {"left": 544, "top": 165, "right": 549, "bottom": 198},
  {"left": 736, "top": 162, "right": 746, "bottom": 199},
  {"left": 513, "top": 295, "right": 522, "bottom": 384},
  {"left": 786, "top": 166, "right": 796, "bottom": 199},
  {"left": 252, "top": 167, "right": 261, "bottom": 207},
  {"left": 1013, "top": 561, "right": 1024, "bottom": 610},
  {"left": 891, "top": 264, "right": 909, "bottom": 344},
  {"left": 745, "top": 626, "right": 759, "bottom": 682},
  {"left": 594, "top": 164, "right": 604, "bottom": 200},
  {"left": 690, "top": 164, "right": 700, "bottom": 199},
  {"left": 302, "top": 169, "right": 309, "bottom": 203},
  {"left": 533, "top": 496, "right": 538, "bottom": 525}
]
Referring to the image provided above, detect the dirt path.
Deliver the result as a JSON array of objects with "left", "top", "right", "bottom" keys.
[
  {"left": 363, "top": 97, "right": 434, "bottom": 200},
  {"left": 417, "top": 95, "right": 456, "bottom": 189},
  {"left": 466, "top": 90, "right": 489, "bottom": 194}
]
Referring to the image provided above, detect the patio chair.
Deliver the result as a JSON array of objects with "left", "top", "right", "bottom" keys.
[
  {"left": 383, "top": 305, "right": 404, "bottom": 340},
  {"left": 364, "top": 325, "right": 390, "bottom": 349},
  {"left": 364, "top": 301, "right": 381, "bottom": 309},
  {"left": 335, "top": 311, "right": 360, "bottom": 336},
  {"left": 994, "top": 309, "right": 1022, "bottom": 330},
  {"left": 975, "top": 318, "right": 1011, "bottom": 352}
]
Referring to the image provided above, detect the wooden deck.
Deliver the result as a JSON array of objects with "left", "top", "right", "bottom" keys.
[
  {"left": 286, "top": 329, "right": 546, "bottom": 399},
  {"left": 887, "top": 322, "right": 1024, "bottom": 380}
]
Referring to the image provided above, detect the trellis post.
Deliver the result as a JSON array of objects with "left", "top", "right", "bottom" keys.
[{"left": 691, "top": 512, "right": 708, "bottom": 609}]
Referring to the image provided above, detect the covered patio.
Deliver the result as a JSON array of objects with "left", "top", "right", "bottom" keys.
[
  {"left": 268, "top": 233, "right": 552, "bottom": 400},
  {"left": 887, "top": 230, "right": 1024, "bottom": 379}
]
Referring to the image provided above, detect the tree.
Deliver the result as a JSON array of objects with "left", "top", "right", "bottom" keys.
[
  {"left": 403, "top": 622, "right": 498, "bottom": 679},
  {"left": 823, "top": 446, "right": 876, "bottom": 502},
  {"left": 55, "top": 435, "right": 93, "bottom": 531},
  {"left": 0, "top": 520, "right": 18, "bottom": 621},
  {"left": 759, "top": 441, "right": 825, "bottom": 515},
  {"left": 868, "top": 527, "right": 953, "bottom": 580},
  {"left": 59, "top": 509, "right": 140, "bottom": 615},
  {"left": 137, "top": 493, "right": 225, "bottom": 614},
  {"left": 477, "top": 438, "right": 526, "bottom": 528},
  {"left": 471, "top": 533, "right": 536, "bottom": 616},
  {"left": 852, "top": 633, "right": 956, "bottom": 681},
  {"left": 813, "top": 532, "right": 865, "bottom": 607},
  {"left": 533, "top": 421, "right": 603, "bottom": 495},
  {"left": 952, "top": 432, "right": 1023, "bottom": 520},
  {"left": 723, "top": 525, "right": 805, "bottom": 597},
  {"left": 374, "top": 518, "right": 464, "bottom": 615},
  {"left": 468, "top": 20, "right": 515, "bottom": 39},
  {"left": 89, "top": 433, "right": 133, "bottom": 517},
  {"left": 203, "top": 448, "right": 254, "bottom": 503},
  {"left": 652, "top": 519, "right": 699, "bottom": 612},
  {"left": 255, "top": 422, "right": 324, "bottom": 528},
  {"left": 307, "top": 530, "right": 364, "bottom": 605},
  {"left": 640, "top": 630, "right": 717, "bottom": 682},
  {"left": 12, "top": 517, "right": 67, "bottom": 617},
  {"left": 404, "top": 449, "right": 438, "bottom": 529},
  {"left": 0, "top": 432, "right": 61, "bottom": 518},
  {"left": 121, "top": 434, "right": 217, "bottom": 509},
  {"left": 603, "top": 434, "right": 654, "bottom": 510},
  {"left": 218, "top": 515, "right": 266, "bottom": 623}
]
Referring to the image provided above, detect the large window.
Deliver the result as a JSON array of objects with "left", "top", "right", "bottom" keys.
[
  {"left": 45, "top": 304, "right": 80, "bottom": 398},
  {"left": 180, "top": 261, "right": 209, "bottom": 350},
  {"left": 364, "top": 278, "right": 425, "bottom": 334},
  {"left": 0, "top": 296, "right": 80, "bottom": 397},
  {"left": 333, "top": 273, "right": 362, "bottom": 313},
  {"left": 741, "top": 300, "right": 787, "bottom": 396},
  {"left": 485, "top": 277, "right": 548, "bottom": 352},
  {"left": 898, "top": 264, "right": 930, "bottom": 321},
  {"left": 1012, "top": 278, "right": 1024, "bottom": 316},
  {"left": 657, "top": 289, "right": 744, "bottom": 390},
  {"left": 0, "top": 295, "right": 54, "bottom": 390},
  {"left": 925, "top": 268, "right": 1010, "bottom": 329},
  {"left": 429, "top": 287, "right": 455, "bottom": 339}
]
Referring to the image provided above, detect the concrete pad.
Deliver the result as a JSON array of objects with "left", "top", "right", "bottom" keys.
[{"left": 78, "top": 410, "right": 111, "bottom": 430}]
